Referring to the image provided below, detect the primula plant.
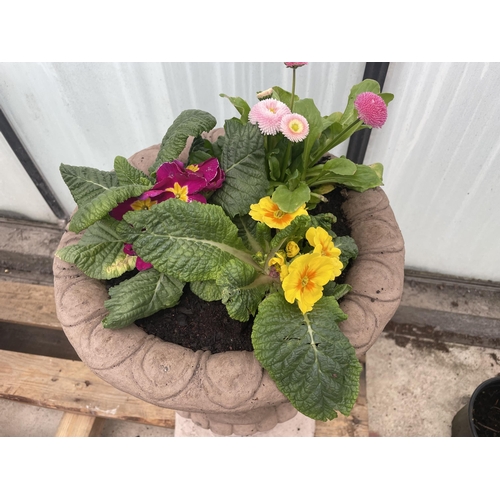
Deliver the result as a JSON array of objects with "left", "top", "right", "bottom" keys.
[{"left": 57, "top": 62, "right": 393, "bottom": 421}]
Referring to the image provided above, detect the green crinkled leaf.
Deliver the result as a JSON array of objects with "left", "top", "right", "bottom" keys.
[
  {"left": 216, "top": 260, "right": 269, "bottom": 322},
  {"left": 272, "top": 182, "right": 311, "bottom": 213},
  {"left": 211, "top": 121, "right": 268, "bottom": 217},
  {"left": 310, "top": 213, "right": 337, "bottom": 232},
  {"left": 56, "top": 218, "right": 136, "bottom": 279},
  {"left": 335, "top": 235, "right": 358, "bottom": 268},
  {"left": 121, "top": 199, "right": 256, "bottom": 282},
  {"left": 60, "top": 164, "right": 118, "bottom": 207},
  {"left": 269, "top": 215, "right": 311, "bottom": 252},
  {"left": 190, "top": 280, "right": 223, "bottom": 302},
  {"left": 68, "top": 184, "right": 148, "bottom": 233},
  {"left": 114, "top": 156, "right": 153, "bottom": 187},
  {"left": 252, "top": 294, "right": 362, "bottom": 421},
  {"left": 151, "top": 110, "right": 217, "bottom": 172},
  {"left": 103, "top": 269, "right": 185, "bottom": 329},
  {"left": 220, "top": 93, "right": 251, "bottom": 123}
]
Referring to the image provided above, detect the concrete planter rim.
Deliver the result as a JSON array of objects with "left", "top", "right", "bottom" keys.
[{"left": 53, "top": 135, "right": 405, "bottom": 434}]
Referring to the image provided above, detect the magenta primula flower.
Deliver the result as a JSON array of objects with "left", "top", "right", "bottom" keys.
[
  {"left": 249, "top": 99, "right": 291, "bottom": 135},
  {"left": 140, "top": 157, "right": 225, "bottom": 203},
  {"left": 123, "top": 243, "right": 152, "bottom": 271},
  {"left": 353, "top": 92, "right": 388, "bottom": 128},
  {"left": 110, "top": 157, "right": 225, "bottom": 221}
]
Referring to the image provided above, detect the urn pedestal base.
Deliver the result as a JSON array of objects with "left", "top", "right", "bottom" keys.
[{"left": 174, "top": 411, "right": 316, "bottom": 437}]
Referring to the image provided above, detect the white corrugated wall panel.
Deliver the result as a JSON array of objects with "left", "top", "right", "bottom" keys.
[
  {"left": 0, "top": 62, "right": 365, "bottom": 217},
  {"left": 365, "top": 62, "right": 500, "bottom": 281}
]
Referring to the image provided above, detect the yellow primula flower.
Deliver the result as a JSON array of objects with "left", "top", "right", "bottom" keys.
[
  {"left": 130, "top": 198, "right": 157, "bottom": 211},
  {"left": 165, "top": 182, "right": 189, "bottom": 202},
  {"left": 268, "top": 251, "right": 288, "bottom": 281},
  {"left": 286, "top": 241, "right": 300, "bottom": 258},
  {"left": 306, "top": 226, "right": 343, "bottom": 280},
  {"left": 249, "top": 196, "right": 308, "bottom": 230},
  {"left": 282, "top": 253, "right": 336, "bottom": 314}
]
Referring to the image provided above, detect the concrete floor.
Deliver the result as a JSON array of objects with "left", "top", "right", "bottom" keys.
[{"left": 1, "top": 332, "right": 499, "bottom": 437}]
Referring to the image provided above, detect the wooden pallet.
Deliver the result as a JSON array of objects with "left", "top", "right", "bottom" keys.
[{"left": 0, "top": 279, "right": 368, "bottom": 437}]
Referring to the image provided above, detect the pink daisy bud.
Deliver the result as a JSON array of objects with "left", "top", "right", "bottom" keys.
[
  {"left": 353, "top": 92, "right": 388, "bottom": 128},
  {"left": 280, "top": 113, "right": 309, "bottom": 142},
  {"left": 249, "top": 99, "right": 291, "bottom": 135},
  {"left": 284, "top": 62, "right": 308, "bottom": 69}
]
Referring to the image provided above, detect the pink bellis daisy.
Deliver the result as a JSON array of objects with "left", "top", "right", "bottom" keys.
[
  {"left": 249, "top": 99, "right": 291, "bottom": 135},
  {"left": 284, "top": 62, "right": 308, "bottom": 69},
  {"left": 280, "top": 113, "right": 309, "bottom": 142},
  {"left": 353, "top": 92, "right": 388, "bottom": 128}
]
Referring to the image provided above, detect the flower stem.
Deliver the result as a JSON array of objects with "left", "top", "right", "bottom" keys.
[
  {"left": 309, "top": 119, "right": 362, "bottom": 167},
  {"left": 290, "top": 68, "right": 297, "bottom": 113},
  {"left": 280, "top": 68, "right": 297, "bottom": 181}
]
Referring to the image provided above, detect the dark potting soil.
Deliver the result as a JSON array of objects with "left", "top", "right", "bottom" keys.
[
  {"left": 472, "top": 384, "right": 500, "bottom": 437},
  {"left": 131, "top": 187, "right": 353, "bottom": 354}
]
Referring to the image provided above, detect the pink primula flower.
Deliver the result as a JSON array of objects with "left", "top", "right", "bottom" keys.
[
  {"left": 280, "top": 113, "right": 309, "bottom": 142},
  {"left": 249, "top": 99, "right": 291, "bottom": 135},
  {"left": 353, "top": 92, "right": 388, "bottom": 128}
]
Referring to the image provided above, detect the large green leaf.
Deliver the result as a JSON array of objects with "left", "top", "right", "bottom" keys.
[
  {"left": 216, "top": 259, "right": 269, "bottom": 322},
  {"left": 190, "top": 280, "right": 223, "bottom": 302},
  {"left": 219, "top": 93, "right": 251, "bottom": 123},
  {"left": 151, "top": 110, "right": 217, "bottom": 172},
  {"left": 60, "top": 164, "right": 118, "bottom": 207},
  {"left": 121, "top": 199, "right": 257, "bottom": 282},
  {"left": 103, "top": 269, "right": 185, "bottom": 329},
  {"left": 56, "top": 218, "right": 136, "bottom": 279},
  {"left": 68, "top": 184, "right": 148, "bottom": 233},
  {"left": 252, "top": 294, "right": 362, "bottom": 421},
  {"left": 271, "top": 182, "right": 311, "bottom": 213},
  {"left": 293, "top": 98, "right": 323, "bottom": 170},
  {"left": 114, "top": 156, "right": 153, "bottom": 187},
  {"left": 310, "top": 164, "right": 383, "bottom": 192},
  {"left": 210, "top": 121, "right": 268, "bottom": 217}
]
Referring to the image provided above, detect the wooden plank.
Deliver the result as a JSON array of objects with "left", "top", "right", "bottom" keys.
[
  {"left": 314, "top": 365, "right": 368, "bottom": 437},
  {"left": 0, "top": 349, "right": 175, "bottom": 428},
  {"left": 0, "top": 280, "right": 60, "bottom": 329},
  {"left": 55, "top": 413, "right": 106, "bottom": 437},
  {"left": 0, "top": 322, "right": 79, "bottom": 361}
]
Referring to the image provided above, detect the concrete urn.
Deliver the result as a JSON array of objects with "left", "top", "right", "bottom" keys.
[{"left": 53, "top": 131, "right": 405, "bottom": 436}]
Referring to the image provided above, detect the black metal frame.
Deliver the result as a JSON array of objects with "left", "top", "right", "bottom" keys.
[
  {"left": 346, "top": 62, "right": 390, "bottom": 165},
  {"left": 0, "top": 108, "right": 67, "bottom": 221}
]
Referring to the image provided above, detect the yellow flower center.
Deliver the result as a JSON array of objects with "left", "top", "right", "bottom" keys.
[
  {"left": 130, "top": 198, "right": 157, "bottom": 211},
  {"left": 186, "top": 164, "right": 199, "bottom": 172},
  {"left": 165, "top": 182, "right": 189, "bottom": 202},
  {"left": 301, "top": 276, "right": 309, "bottom": 287},
  {"left": 274, "top": 209, "right": 284, "bottom": 218},
  {"left": 289, "top": 119, "right": 303, "bottom": 133}
]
